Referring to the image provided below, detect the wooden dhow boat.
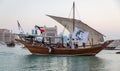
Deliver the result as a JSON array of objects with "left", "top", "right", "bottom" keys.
[{"left": 15, "top": 2, "right": 114, "bottom": 56}]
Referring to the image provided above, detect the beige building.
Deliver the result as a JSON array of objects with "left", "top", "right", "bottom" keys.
[
  {"left": 0, "top": 29, "right": 17, "bottom": 43},
  {"left": 43, "top": 26, "right": 57, "bottom": 43}
]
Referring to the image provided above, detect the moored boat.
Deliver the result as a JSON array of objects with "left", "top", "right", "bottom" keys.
[
  {"left": 6, "top": 41, "right": 15, "bottom": 47},
  {"left": 116, "top": 52, "right": 120, "bottom": 54},
  {"left": 105, "top": 47, "right": 116, "bottom": 50},
  {"left": 15, "top": 2, "right": 114, "bottom": 56}
]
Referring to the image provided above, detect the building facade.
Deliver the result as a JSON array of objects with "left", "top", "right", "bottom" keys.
[
  {"left": 43, "top": 26, "right": 57, "bottom": 43},
  {"left": 0, "top": 29, "right": 17, "bottom": 43}
]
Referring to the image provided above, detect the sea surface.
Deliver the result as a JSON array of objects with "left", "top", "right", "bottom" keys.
[{"left": 0, "top": 45, "right": 120, "bottom": 71}]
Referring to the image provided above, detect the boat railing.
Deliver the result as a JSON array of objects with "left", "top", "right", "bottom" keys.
[{"left": 18, "top": 34, "right": 106, "bottom": 48}]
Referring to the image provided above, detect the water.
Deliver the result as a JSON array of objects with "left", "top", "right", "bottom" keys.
[{"left": 0, "top": 45, "right": 120, "bottom": 71}]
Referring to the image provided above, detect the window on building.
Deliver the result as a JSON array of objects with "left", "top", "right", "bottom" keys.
[{"left": 46, "top": 33, "right": 55, "bottom": 36}]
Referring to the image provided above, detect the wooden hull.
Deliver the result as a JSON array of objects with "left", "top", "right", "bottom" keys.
[
  {"left": 15, "top": 39, "right": 114, "bottom": 56},
  {"left": 26, "top": 46, "right": 103, "bottom": 56}
]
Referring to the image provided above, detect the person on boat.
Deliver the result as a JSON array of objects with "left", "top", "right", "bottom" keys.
[
  {"left": 82, "top": 42, "right": 86, "bottom": 48},
  {"left": 74, "top": 42, "right": 78, "bottom": 48},
  {"left": 56, "top": 42, "right": 62, "bottom": 48},
  {"left": 67, "top": 42, "right": 70, "bottom": 48},
  {"left": 66, "top": 38, "right": 71, "bottom": 48},
  {"left": 71, "top": 38, "right": 75, "bottom": 49},
  {"left": 42, "top": 37, "right": 45, "bottom": 44}
]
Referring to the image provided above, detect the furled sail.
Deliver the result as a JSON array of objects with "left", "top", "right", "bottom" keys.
[{"left": 47, "top": 15, "right": 104, "bottom": 45}]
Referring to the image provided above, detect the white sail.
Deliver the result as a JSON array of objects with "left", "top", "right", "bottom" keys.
[{"left": 47, "top": 15, "right": 104, "bottom": 45}]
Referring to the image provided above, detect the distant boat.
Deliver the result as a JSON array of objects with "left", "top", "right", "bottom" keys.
[
  {"left": 6, "top": 41, "right": 15, "bottom": 47},
  {"left": 6, "top": 29, "right": 16, "bottom": 47},
  {"left": 15, "top": 2, "right": 114, "bottom": 56},
  {"left": 105, "top": 47, "right": 116, "bottom": 50},
  {"left": 116, "top": 51, "right": 120, "bottom": 54},
  {"left": 105, "top": 40, "right": 120, "bottom": 50}
]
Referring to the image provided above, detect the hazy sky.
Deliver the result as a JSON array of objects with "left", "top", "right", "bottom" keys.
[{"left": 0, "top": 0, "right": 120, "bottom": 40}]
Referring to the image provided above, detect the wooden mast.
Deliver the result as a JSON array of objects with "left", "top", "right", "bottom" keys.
[
  {"left": 73, "top": 2, "right": 75, "bottom": 32},
  {"left": 70, "top": 2, "right": 75, "bottom": 49}
]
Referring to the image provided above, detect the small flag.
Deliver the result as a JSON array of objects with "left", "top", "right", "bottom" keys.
[
  {"left": 17, "top": 20, "right": 24, "bottom": 34},
  {"left": 35, "top": 25, "right": 45, "bottom": 33}
]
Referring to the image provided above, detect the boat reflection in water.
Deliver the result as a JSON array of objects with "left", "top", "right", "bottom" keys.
[{"left": 21, "top": 53, "right": 120, "bottom": 71}]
